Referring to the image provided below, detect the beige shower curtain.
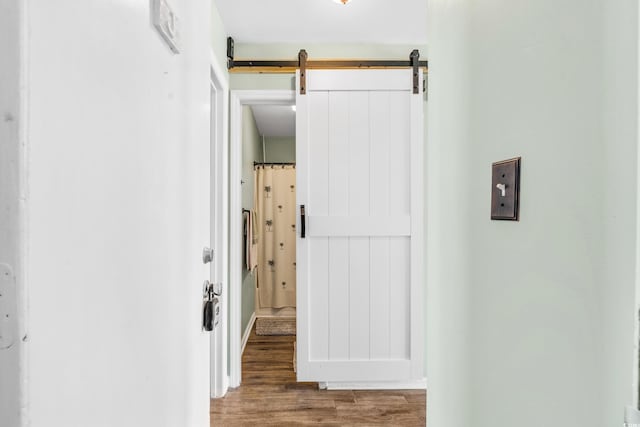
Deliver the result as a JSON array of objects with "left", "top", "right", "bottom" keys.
[{"left": 254, "top": 165, "right": 296, "bottom": 308}]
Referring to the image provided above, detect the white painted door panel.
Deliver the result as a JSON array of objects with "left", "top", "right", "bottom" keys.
[
  {"left": 296, "top": 69, "right": 424, "bottom": 383},
  {"left": 308, "top": 216, "right": 410, "bottom": 237}
]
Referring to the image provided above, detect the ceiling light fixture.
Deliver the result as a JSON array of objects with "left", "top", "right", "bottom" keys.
[{"left": 333, "top": 0, "right": 351, "bottom": 4}]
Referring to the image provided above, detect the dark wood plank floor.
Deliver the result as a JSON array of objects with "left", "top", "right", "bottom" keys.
[{"left": 210, "top": 326, "right": 426, "bottom": 426}]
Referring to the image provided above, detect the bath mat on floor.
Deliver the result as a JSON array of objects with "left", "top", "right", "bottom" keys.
[{"left": 255, "top": 317, "right": 296, "bottom": 336}]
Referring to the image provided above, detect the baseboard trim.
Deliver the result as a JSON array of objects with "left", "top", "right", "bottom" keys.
[
  {"left": 241, "top": 312, "right": 256, "bottom": 355},
  {"left": 318, "top": 379, "right": 427, "bottom": 390}
]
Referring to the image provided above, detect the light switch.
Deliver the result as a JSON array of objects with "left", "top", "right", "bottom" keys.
[{"left": 491, "top": 157, "right": 521, "bottom": 221}]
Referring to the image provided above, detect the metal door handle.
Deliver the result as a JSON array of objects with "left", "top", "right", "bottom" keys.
[
  {"left": 300, "top": 205, "right": 306, "bottom": 238},
  {"left": 203, "top": 280, "right": 222, "bottom": 299}
]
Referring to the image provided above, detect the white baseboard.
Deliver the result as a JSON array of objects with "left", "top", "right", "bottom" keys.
[
  {"left": 241, "top": 312, "right": 256, "bottom": 355},
  {"left": 318, "top": 379, "right": 427, "bottom": 390}
]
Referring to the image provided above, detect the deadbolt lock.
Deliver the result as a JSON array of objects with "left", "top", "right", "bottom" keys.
[{"left": 202, "top": 247, "right": 214, "bottom": 264}]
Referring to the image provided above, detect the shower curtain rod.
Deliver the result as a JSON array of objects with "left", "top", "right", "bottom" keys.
[{"left": 253, "top": 162, "right": 296, "bottom": 167}]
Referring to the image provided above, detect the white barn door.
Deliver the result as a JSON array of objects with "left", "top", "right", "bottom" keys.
[{"left": 296, "top": 69, "right": 424, "bottom": 383}]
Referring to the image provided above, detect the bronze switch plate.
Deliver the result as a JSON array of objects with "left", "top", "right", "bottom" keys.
[{"left": 491, "top": 157, "right": 521, "bottom": 221}]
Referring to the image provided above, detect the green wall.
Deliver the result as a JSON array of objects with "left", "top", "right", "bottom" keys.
[
  {"left": 241, "top": 106, "right": 263, "bottom": 335},
  {"left": 425, "top": 0, "right": 639, "bottom": 425},
  {"left": 265, "top": 137, "right": 295, "bottom": 163}
]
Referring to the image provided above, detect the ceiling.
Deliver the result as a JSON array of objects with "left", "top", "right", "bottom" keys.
[
  {"left": 215, "top": 0, "right": 427, "bottom": 44},
  {"left": 251, "top": 105, "right": 296, "bottom": 138}
]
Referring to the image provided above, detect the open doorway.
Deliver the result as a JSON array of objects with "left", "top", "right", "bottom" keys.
[
  {"left": 228, "top": 90, "right": 296, "bottom": 387},
  {"left": 242, "top": 103, "right": 297, "bottom": 338}
]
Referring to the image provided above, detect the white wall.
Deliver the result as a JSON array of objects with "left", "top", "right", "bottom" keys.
[
  {"left": 426, "top": 0, "right": 638, "bottom": 426},
  {"left": 0, "top": 1, "right": 26, "bottom": 426},
  {"left": 210, "top": 2, "right": 229, "bottom": 77},
  {"left": 21, "top": 1, "right": 214, "bottom": 425}
]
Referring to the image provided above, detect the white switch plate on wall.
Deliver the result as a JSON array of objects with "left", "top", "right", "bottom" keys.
[{"left": 152, "top": 0, "right": 180, "bottom": 54}]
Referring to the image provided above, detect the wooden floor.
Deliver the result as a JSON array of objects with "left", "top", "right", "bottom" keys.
[{"left": 210, "top": 326, "right": 426, "bottom": 426}]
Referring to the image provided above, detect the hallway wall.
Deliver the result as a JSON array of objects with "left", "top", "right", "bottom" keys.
[
  {"left": 210, "top": 4, "right": 228, "bottom": 77},
  {"left": 602, "top": 0, "right": 640, "bottom": 422},
  {"left": 426, "top": 0, "right": 638, "bottom": 426},
  {"left": 0, "top": 1, "right": 25, "bottom": 426},
  {"left": 22, "top": 1, "right": 216, "bottom": 425}
]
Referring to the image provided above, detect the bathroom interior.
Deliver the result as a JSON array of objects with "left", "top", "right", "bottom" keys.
[{"left": 241, "top": 103, "right": 297, "bottom": 353}]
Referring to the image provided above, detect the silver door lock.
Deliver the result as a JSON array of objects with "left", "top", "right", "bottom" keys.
[
  {"left": 202, "top": 280, "right": 222, "bottom": 331},
  {"left": 202, "top": 247, "right": 214, "bottom": 264}
]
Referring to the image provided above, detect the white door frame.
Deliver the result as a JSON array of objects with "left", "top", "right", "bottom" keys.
[
  {"left": 635, "top": 7, "right": 640, "bottom": 409},
  {"left": 229, "top": 90, "right": 296, "bottom": 388},
  {"left": 209, "top": 53, "right": 229, "bottom": 398}
]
